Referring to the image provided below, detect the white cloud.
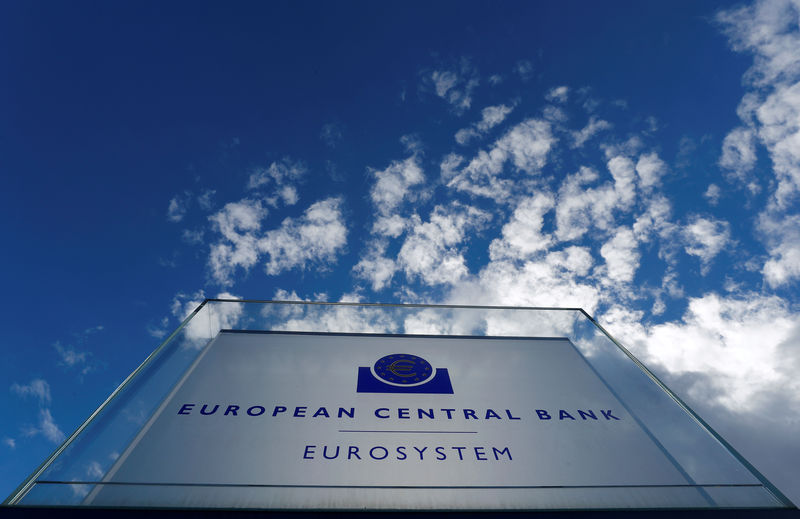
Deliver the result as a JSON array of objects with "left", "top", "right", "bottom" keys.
[
  {"left": 166, "top": 193, "right": 190, "bottom": 223},
  {"left": 555, "top": 166, "right": 620, "bottom": 241},
  {"left": 353, "top": 241, "right": 398, "bottom": 291},
  {"left": 455, "top": 103, "right": 515, "bottom": 145},
  {"left": 515, "top": 60, "right": 533, "bottom": 82},
  {"left": 372, "top": 215, "right": 407, "bottom": 238},
  {"left": 427, "top": 59, "right": 479, "bottom": 113},
  {"left": 683, "top": 216, "right": 731, "bottom": 272},
  {"left": 501, "top": 119, "right": 556, "bottom": 172},
  {"left": 258, "top": 197, "right": 348, "bottom": 275},
  {"left": 571, "top": 117, "right": 612, "bottom": 148},
  {"left": 603, "top": 292, "right": 800, "bottom": 412},
  {"left": 449, "top": 256, "right": 601, "bottom": 315},
  {"left": 397, "top": 204, "right": 491, "bottom": 286},
  {"left": 247, "top": 158, "right": 307, "bottom": 206},
  {"left": 197, "top": 189, "right": 216, "bottom": 211},
  {"left": 370, "top": 155, "right": 424, "bottom": 216},
  {"left": 632, "top": 194, "right": 676, "bottom": 244},
  {"left": 275, "top": 304, "right": 400, "bottom": 335},
  {"left": 718, "top": 0, "right": 800, "bottom": 208},
  {"left": 208, "top": 199, "right": 266, "bottom": 286},
  {"left": 635, "top": 152, "right": 667, "bottom": 189},
  {"left": 172, "top": 291, "right": 244, "bottom": 347},
  {"left": 3, "top": 437, "right": 15, "bottom": 449},
  {"left": 87, "top": 460, "right": 104, "bottom": 479},
  {"left": 759, "top": 212, "right": 800, "bottom": 288},
  {"left": 717, "top": 0, "right": 800, "bottom": 296},
  {"left": 606, "top": 155, "right": 636, "bottom": 208},
  {"left": 53, "top": 341, "right": 90, "bottom": 372},
  {"left": 545, "top": 86, "right": 569, "bottom": 103},
  {"left": 599, "top": 227, "right": 640, "bottom": 284},
  {"left": 181, "top": 228, "right": 204, "bottom": 245},
  {"left": 10, "top": 379, "right": 51, "bottom": 404},
  {"left": 719, "top": 126, "right": 757, "bottom": 185},
  {"left": 704, "top": 183, "right": 722, "bottom": 206},
  {"left": 208, "top": 195, "right": 347, "bottom": 285},
  {"left": 273, "top": 288, "right": 303, "bottom": 301},
  {"left": 446, "top": 119, "right": 555, "bottom": 201},
  {"left": 146, "top": 316, "right": 170, "bottom": 339},
  {"left": 489, "top": 192, "right": 555, "bottom": 260},
  {"left": 24, "top": 409, "right": 65, "bottom": 444}
]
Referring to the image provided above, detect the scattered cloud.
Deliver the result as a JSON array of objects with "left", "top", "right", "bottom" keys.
[
  {"left": 247, "top": 158, "right": 307, "bottom": 207},
  {"left": 208, "top": 198, "right": 267, "bottom": 286},
  {"left": 514, "top": 59, "right": 533, "bottom": 82},
  {"left": 53, "top": 341, "right": 91, "bottom": 373},
  {"left": 197, "top": 189, "right": 216, "bottom": 211},
  {"left": 635, "top": 152, "right": 667, "bottom": 190},
  {"left": 599, "top": 226, "right": 640, "bottom": 285},
  {"left": 425, "top": 58, "right": 479, "bottom": 114},
  {"left": 370, "top": 155, "right": 425, "bottom": 216},
  {"left": 603, "top": 292, "right": 800, "bottom": 413},
  {"left": 171, "top": 291, "right": 244, "bottom": 346},
  {"left": 444, "top": 118, "right": 555, "bottom": 201},
  {"left": 3, "top": 437, "right": 15, "bottom": 449},
  {"left": 23, "top": 408, "right": 65, "bottom": 444},
  {"left": 146, "top": 316, "right": 171, "bottom": 339},
  {"left": 181, "top": 228, "right": 204, "bottom": 245},
  {"left": 759, "top": 212, "right": 800, "bottom": 288},
  {"left": 397, "top": 204, "right": 491, "bottom": 286},
  {"left": 320, "top": 122, "right": 343, "bottom": 148},
  {"left": 683, "top": 216, "right": 731, "bottom": 273},
  {"left": 704, "top": 183, "right": 722, "bottom": 205},
  {"left": 353, "top": 241, "right": 398, "bottom": 291},
  {"left": 259, "top": 197, "right": 348, "bottom": 275},
  {"left": 10, "top": 379, "right": 51, "bottom": 404},
  {"left": 571, "top": 117, "right": 612, "bottom": 148},
  {"left": 488, "top": 192, "right": 555, "bottom": 260},
  {"left": 545, "top": 86, "right": 569, "bottom": 103},
  {"left": 719, "top": 126, "right": 757, "bottom": 187},
  {"left": 208, "top": 194, "right": 347, "bottom": 284},
  {"left": 166, "top": 192, "right": 191, "bottom": 223},
  {"left": 455, "top": 103, "right": 515, "bottom": 145}
]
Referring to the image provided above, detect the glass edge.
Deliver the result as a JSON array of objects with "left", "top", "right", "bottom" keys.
[
  {"left": 207, "top": 298, "right": 586, "bottom": 312},
  {"left": 4, "top": 300, "right": 211, "bottom": 506},
  {"left": 579, "top": 309, "right": 795, "bottom": 509}
]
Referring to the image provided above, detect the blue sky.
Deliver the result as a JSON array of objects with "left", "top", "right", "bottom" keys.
[{"left": 2, "top": 0, "right": 800, "bottom": 506}]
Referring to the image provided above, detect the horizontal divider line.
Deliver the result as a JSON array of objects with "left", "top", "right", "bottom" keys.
[
  {"left": 338, "top": 430, "right": 477, "bottom": 434},
  {"left": 34, "top": 481, "right": 764, "bottom": 490}
]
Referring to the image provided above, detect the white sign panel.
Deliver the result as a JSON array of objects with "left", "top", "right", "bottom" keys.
[{"left": 86, "top": 331, "right": 698, "bottom": 508}]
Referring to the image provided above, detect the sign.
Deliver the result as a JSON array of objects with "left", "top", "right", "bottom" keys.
[{"left": 84, "top": 330, "right": 707, "bottom": 508}]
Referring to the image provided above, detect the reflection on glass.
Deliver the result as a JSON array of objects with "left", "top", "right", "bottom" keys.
[{"left": 4, "top": 300, "right": 792, "bottom": 510}]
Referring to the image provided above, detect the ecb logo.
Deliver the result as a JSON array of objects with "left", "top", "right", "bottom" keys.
[{"left": 357, "top": 353, "right": 453, "bottom": 394}]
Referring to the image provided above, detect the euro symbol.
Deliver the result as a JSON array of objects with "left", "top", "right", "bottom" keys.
[{"left": 388, "top": 359, "right": 416, "bottom": 378}]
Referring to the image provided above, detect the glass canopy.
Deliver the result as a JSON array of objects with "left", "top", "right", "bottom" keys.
[{"left": 4, "top": 300, "right": 793, "bottom": 511}]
